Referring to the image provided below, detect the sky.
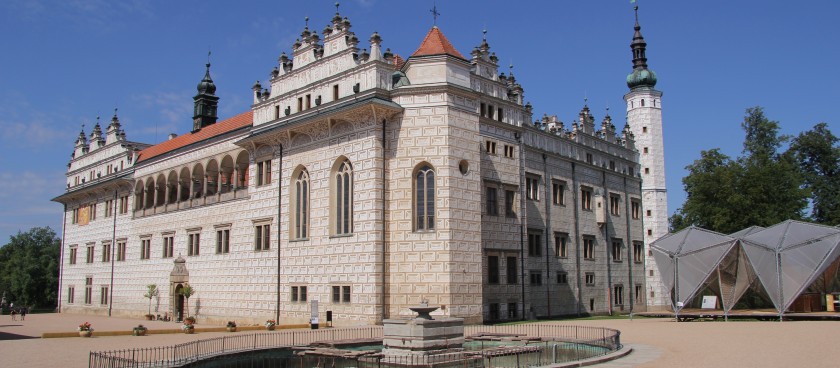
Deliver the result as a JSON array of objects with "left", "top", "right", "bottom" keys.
[{"left": 0, "top": 0, "right": 837, "bottom": 244}]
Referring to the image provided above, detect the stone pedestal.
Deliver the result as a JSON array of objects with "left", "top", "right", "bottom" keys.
[{"left": 382, "top": 305, "right": 464, "bottom": 357}]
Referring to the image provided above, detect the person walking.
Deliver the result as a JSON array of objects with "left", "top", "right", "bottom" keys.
[
  {"left": 10, "top": 308, "right": 17, "bottom": 321},
  {"left": 19, "top": 307, "right": 26, "bottom": 321}
]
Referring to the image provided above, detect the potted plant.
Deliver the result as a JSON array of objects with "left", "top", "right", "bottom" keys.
[
  {"left": 182, "top": 318, "right": 195, "bottom": 334},
  {"left": 132, "top": 324, "right": 148, "bottom": 336},
  {"left": 226, "top": 321, "right": 237, "bottom": 332},
  {"left": 265, "top": 319, "right": 276, "bottom": 331},
  {"left": 143, "top": 284, "right": 158, "bottom": 320},
  {"left": 78, "top": 322, "right": 93, "bottom": 337}
]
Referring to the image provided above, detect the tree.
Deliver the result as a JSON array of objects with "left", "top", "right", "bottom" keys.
[
  {"left": 179, "top": 283, "right": 195, "bottom": 318},
  {"left": 671, "top": 107, "right": 807, "bottom": 233},
  {"left": 0, "top": 227, "right": 61, "bottom": 308},
  {"left": 790, "top": 123, "right": 840, "bottom": 224},
  {"left": 144, "top": 284, "right": 158, "bottom": 316}
]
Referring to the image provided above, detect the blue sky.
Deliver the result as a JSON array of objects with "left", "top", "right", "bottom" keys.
[{"left": 0, "top": 0, "right": 837, "bottom": 243}]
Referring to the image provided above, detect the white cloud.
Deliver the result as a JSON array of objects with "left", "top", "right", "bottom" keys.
[
  {"left": 0, "top": 93, "right": 75, "bottom": 148},
  {"left": 131, "top": 91, "right": 193, "bottom": 132}
]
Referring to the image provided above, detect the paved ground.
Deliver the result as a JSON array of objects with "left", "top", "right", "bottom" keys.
[{"left": 0, "top": 313, "right": 837, "bottom": 367}]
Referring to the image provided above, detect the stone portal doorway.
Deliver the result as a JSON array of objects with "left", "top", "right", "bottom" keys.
[{"left": 170, "top": 256, "right": 189, "bottom": 322}]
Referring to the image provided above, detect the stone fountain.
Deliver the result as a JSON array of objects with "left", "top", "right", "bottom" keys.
[{"left": 381, "top": 302, "right": 465, "bottom": 358}]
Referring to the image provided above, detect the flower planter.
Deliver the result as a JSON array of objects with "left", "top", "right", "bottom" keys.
[
  {"left": 183, "top": 328, "right": 195, "bottom": 334},
  {"left": 79, "top": 330, "right": 92, "bottom": 338},
  {"left": 133, "top": 329, "right": 147, "bottom": 336},
  {"left": 226, "top": 327, "right": 237, "bottom": 332},
  {"left": 266, "top": 325, "right": 276, "bottom": 331}
]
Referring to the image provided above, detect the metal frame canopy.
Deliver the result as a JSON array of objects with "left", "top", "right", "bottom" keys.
[{"left": 653, "top": 220, "right": 840, "bottom": 320}]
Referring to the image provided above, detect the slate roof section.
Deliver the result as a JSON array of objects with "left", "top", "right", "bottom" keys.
[
  {"left": 411, "top": 26, "right": 466, "bottom": 60},
  {"left": 136, "top": 111, "right": 253, "bottom": 163}
]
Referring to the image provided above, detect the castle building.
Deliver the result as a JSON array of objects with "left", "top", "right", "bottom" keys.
[{"left": 54, "top": 6, "right": 662, "bottom": 325}]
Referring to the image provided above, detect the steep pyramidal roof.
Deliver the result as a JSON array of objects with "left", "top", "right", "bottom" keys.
[{"left": 411, "top": 26, "right": 465, "bottom": 60}]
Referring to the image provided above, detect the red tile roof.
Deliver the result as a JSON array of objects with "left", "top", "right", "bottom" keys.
[
  {"left": 136, "top": 111, "right": 253, "bottom": 163},
  {"left": 393, "top": 54, "right": 405, "bottom": 69},
  {"left": 411, "top": 26, "right": 465, "bottom": 60}
]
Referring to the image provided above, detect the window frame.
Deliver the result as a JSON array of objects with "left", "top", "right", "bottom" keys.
[
  {"left": 216, "top": 226, "right": 231, "bottom": 254},
  {"left": 612, "top": 239, "right": 623, "bottom": 262},
  {"left": 609, "top": 193, "right": 621, "bottom": 216},
  {"left": 581, "top": 187, "right": 593, "bottom": 211},
  {"left": 254, "top": 221, "right": 271, "bottom": 251},
  {"left": 162, "top": 234, "right": 174, "bottom": 258},
  {"left": 292, "top": 168, "right": 310, "bottom": 239},
  {"left": 486, "top": 186, "right": 498, "bottom": 216},
  {"left": 527, "top": 231, "right": 542, "bottom": 257},
  {"left": 583, "top": 236, "right": 595, "bottom": 260},
  {"left": 101, "top": 241, "right": 111, "bottom": 263},
  {"left": 554, "top": 232, "right": 568, "bottom": 258},
  {"left": 488, "top": 255, "right": 500, "bottom": 284},
  {"left": 414, "top": 164, "right": 436, "bottom": 232},
  {"left": 506, "top": 256, "right": 518, "bottom": 284},
  {"left": 187, "top": 231, "right": 201, "bottom": 256},
  {"left": 552, "top": 181, "right": 565, "bottom": 205},
  {"left": 333, "top": 159, "right": 354, "bottom": 235}
]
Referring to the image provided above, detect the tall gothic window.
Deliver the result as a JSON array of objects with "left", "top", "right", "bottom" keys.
[
  {"left": 294, "top": 169, "right": 310, "bottom": 239},
  {"left": 415, "top": 164, "right": 435, "bottom": 231},
  {"left": 334, "top": 160, "right": 353, "bottom": 235}
]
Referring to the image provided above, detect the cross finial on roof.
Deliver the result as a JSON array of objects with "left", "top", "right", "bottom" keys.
[
  {"left": 207, "top": 49, "right": 211, "bottom": 65},
  {"left": 430, "top": 2, "right": 440, "bottom": 26},
  {"left": 114, "top": 107, "right": 118, "bottom": 117},
  {"left": 482, "top": 29, "right": 487, "bottom": 40},
  {"left": 335, "top": 2, "right": 340, "bottom": 14},
  {"left": 305, "top": 16, "right": 309, "bottom": 28}
]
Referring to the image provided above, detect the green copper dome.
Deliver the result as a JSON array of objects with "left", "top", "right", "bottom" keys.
[{"left": 626, "top": 68, "right": 657, "bottom": 89}]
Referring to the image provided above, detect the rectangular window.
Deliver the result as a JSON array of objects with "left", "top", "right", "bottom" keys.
[
  {"left": 581, "top": 187, "right": 592, "bottom": 210},
  {"left": 505, "top": 190, "right": 516, "bottom": 217},
  {"left": 489, "top": 303, "right": 499, "bottom": 320},
  {"left": 635, "top": 284, "right": 644, "bottom": 304},
  {"left": 525, "top": 177, "right": 539, "bottom": 200},
  {"left": 634, "top": 241, "right": 644, "bottom": 263},
  {"left": 585, "top": 272, "right": 595, "bottom": 285},
  {"left": 480, "top": 103, "right": 486, "bottom": 117},
  {"left": 297, "top": 97, "right": 303, "bottom": 112},
  {"left": 256, "top": 160, "right": 272, "bottom": 186},
  {"left": 585, "top": 153, "right": 593, "bottom": 164},
  {"left": 506, "top": 256, "right": 518, "bottom": 284},
  {"left": 610, "top": 194, "right": 621, "bottom": 216},
  {"left": 528, "top": 231, "right": 542, "bottom": 257},
  {"left": 488, "top": 255, "right": 499, "bottom": 284},
  {"left": 507, "top": 302, "right": 517, "bottom": 319},
  {"left": 555, "top": 233, "right": 568, "bottom": 258},
  {"left": 105, "top": 199, "right": 114, "bottom": 217},
  {"left": 162, "top": 236, "right": 174, "bottom": 258},
  {"left": 101, "top": 242, "right": 111, "bottom": 263},
  {"left": 117, "top": 240, "right": 127, "bottom": 261},
  {"left": 216, "top": 229, "right": 230, "bottom": 254},
  {"left": 333, "top": 84, "right": 339, "bottom": 100},
  {"left": 70, "top": 246, "right": 78, "bottom": 264},
  {"left": 86, "top": 245, "right": 94, "bottom": 264},
  {"left": 139, "top": 238, "right": 150, "bottom": 260},
  {"left": 119, "top": 195, "right": 129, "bottom": 214},
  {"left": 332, "top": 285, "right": 351, "bottom": 303},
  {"left": 68, "top": 286, "right": 75, "bottom": 304},
  {"left": 274, "top": 105, "right": 280, "bottom": 119},
  {"left": 609, "top": 160, "right": 616, "bottom": 170},
  {"left": 557, "top": 272, "right": 568, "bottom": 284},
  {"left": 497, "top": 107, "right": 503, "bottom": 122},
  {"left": 612, "top": 239, "right": 623, "bottom": 262},
  {"left": 552, "top": 182, "right": 565, "bottom": 205},
  {"left": 306, "top": 94, "right": 311, "bottom": 109},
  {"left": 255, "top": 224, "right": 271, "bottom": 251},
  {"left": 614, "top": 285, "right": 624, "bottom": 305},
  {"left": 100, "top": 286, "right": 109, "bottom": 305},
  {"left": 188, "top": 233, "right": 200, "bottom": 256},
  {"left": 486, "top": 187, "right": 498, "bottom": 216},
  {"left": 485, "top": 140, "right": 496, "bottom": 154},
  {"left": 583, "top": 237, "right": 595, "bottom": 260},
  {"left": 530, "top": 271, "right": 543, "bottom": 286},
  {"left": 84, "top": 277, "right": 93, "bottom": 304},
  {"left": 503, "top": 144, "right": 514, "bottom": 158},
  {"left": 291, "top": 286, "right": 307, "bottom": 302},
  {"left": 89, "top": 203, "right": 97, "bottom": 221},
  {"left": 631, "top": 200, "right": 641, "bottom": 219}
]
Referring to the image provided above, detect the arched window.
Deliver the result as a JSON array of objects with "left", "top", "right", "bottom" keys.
[
  {"left": 334, "top": 160, "right": 353, "bottom": 235},
  {"left": 415, "top": 164, "right": 435, "bottom": 231},
  {"left": 294, "top": 169, "right": 310, "bottom": 239},
  {"left": 641, "top": 99, "right": 645, "bottom": 107}
]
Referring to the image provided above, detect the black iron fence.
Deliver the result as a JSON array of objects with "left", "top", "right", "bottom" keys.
[{"left": 89, "top": 324, "right": 620, "bottom": 368}]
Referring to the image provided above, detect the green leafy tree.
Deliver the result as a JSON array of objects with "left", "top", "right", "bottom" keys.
[
  {"left": 179, "top": 283, "right": 195, "bottom": 318},
  {"left": 671, "top": 107, "right": 807, "bottom": 233},
  {"left": 790, "top": 123, "right": 840, "bottom": 224},
  {"left": 0, "top": 227, "right": 61, "bottom": 308},
  {"left": 144, "top": 284, "right": 158, "bottom": 316}
]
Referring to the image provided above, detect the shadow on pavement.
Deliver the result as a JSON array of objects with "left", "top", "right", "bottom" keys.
[{"left": 0, "top": 330, "right": 37, "bottom": 340}]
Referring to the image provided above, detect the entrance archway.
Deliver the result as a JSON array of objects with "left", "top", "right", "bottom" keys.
[{"left": 169, "top": 256, "right": 189, "bottom": 321}]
